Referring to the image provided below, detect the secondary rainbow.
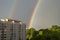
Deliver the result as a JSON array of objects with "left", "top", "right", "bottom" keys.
[
  {"left": 28, "top": 0, "right": 40, "bottom": 29},
  {"left": 9, "top": 0, "right": 17, "bottom": 18}
]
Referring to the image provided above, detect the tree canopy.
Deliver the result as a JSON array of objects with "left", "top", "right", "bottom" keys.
[{"left": 26, "top": 25, "right": 60, "bottom": 40}]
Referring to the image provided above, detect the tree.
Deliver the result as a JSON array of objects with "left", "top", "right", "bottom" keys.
[{"left": 26, "top": 25, "right": 60, "bottom": 40}]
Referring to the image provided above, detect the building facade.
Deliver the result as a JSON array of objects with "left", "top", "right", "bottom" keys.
[{"left": 0, "top": 18, "right": 26, "bottom": 40}]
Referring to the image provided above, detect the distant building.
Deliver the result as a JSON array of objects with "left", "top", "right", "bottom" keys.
[{"left": 0, "top": 18, "right": 26, "bottom": 40}]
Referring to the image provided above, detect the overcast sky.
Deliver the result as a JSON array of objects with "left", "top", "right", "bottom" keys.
[
  {"left": 0, "top": 0, "right": 60, "bottom": 30},
  {"left": 0, "top": 0, "right": 37, "bottom": 24},
  {"left": 32, "top": 0, "right": 60, "bottom": 30}
]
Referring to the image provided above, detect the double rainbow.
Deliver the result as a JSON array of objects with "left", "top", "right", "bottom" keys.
[{"left": 9, "top": 0, "right": 40, "bottom": 29}]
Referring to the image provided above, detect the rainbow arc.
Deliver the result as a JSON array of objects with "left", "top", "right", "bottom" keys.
[
  {"left": 8, "top": 0, "right": 41, "bottom": 29},
  {"left": 28, "top": 0, "right": 40, "bottom": 29}
]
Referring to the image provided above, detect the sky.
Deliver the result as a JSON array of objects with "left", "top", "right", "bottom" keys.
[
  {"left": 0, "top": 0, "right": 37, "bottom": 25},
  {"left": 32, "top": 0, "right": 60, "bottom": 30},
  {"left": 0, "top": 0, "right": 60, "bottom": 30}
]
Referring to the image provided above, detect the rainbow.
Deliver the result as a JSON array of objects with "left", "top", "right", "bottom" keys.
[
  {"left": 8, "top": 0, "right": 40, "bottom": 29},
  {"left": 28, "top": 0, "right": 40, "bottom": 29},
  {"left": 9, "top": 0, "right": 17, "bottom": 18}
]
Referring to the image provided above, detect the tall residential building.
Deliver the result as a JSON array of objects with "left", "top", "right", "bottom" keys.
[{"left": 0, "top": 18, "right": 26, "bottom": 40}]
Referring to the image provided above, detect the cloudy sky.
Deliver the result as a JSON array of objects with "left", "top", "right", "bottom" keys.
[
  {"left": 0, "top": 0, "right": 37, "bottom": 25},
  {"left": 0, "top": 0, "right": 60, "bottom": 30},
  {"left": 32, "top": 0, "right": 60, "bottom": 30}
]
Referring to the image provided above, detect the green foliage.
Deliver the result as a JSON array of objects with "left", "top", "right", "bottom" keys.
[{"left": 26, "top": 25, "right": 60, "bottom": 40}]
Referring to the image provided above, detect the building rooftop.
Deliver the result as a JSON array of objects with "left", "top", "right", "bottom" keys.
[{"left": 0, "top": 18, "right": 22, "bottom": 23}]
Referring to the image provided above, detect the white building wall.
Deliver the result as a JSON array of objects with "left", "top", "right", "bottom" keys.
[{"left": 0, "top": 20, "right": 26, "bottom": 40}]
